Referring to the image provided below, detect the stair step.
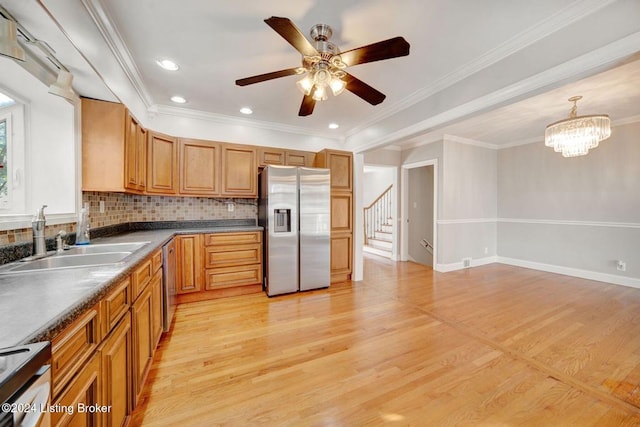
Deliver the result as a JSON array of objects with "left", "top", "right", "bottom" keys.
[
  {"left": 367, "top": 238, "right": 392, "bottom": 251},
  {"left": 380, "top": 224, "right": 393, "bottom": 233},
  {"left": 373, "top": 231, "right": 392, "bottom": 242}
]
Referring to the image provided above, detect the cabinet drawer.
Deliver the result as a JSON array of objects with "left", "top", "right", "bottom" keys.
[
  {"left": 204, "top": 231, "right": 261, "bottom": 246},
  {"left": 152, "top": 248, "right": 163, "bottom": 272},
  {"left": 204, "top": 243, "right": 261, "bottom": 268},
  {"left": 132, "top": 257, "right": 153, "bottom": 299},
  {"left": 51, "top": 304, "right": 101, "bottom": 399},
  {"left": 101, "top": 277, "right": 131, "bottom": 337},
  {"left": 205, "top": 264, "right": 262, "bottom": 290}
]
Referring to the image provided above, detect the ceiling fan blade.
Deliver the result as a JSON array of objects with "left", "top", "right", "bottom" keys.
[
  {"left": 299, "top": 94, "right": 316, "bottom": 116},
  {"left": 235, "top": 68, "right": 300, "bottom": 86},
  {"left": 339, "top": 36, "right": 410, "bottom": 67},
  {"left": 264, "top": 16, "right": 319, "bottom": 58},
  {"left": 344, "top": 73, "right": 386, "bottom": 105}
]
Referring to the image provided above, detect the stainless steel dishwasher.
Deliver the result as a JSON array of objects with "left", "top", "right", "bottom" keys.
[{"left": 162, "top": 239, "right": 177, "bottom": 332}]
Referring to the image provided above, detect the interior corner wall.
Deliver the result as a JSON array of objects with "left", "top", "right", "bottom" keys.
[
  {"left": 497, "top": 121, "right": 640, "bottom": 283},
  {"left": 438, "top": 139, "right": 498, "bottom": 267}
]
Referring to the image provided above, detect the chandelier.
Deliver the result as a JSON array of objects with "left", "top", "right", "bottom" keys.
[{"left": 544, "top": 96, "right": 611, "bottom": 157}]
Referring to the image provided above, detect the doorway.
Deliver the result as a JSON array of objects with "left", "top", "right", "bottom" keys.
[
  {"left": 362, "top": 165, "right": 398, "bottom": 260},
  {"left": 401, "top": 160, "right": 437, "bottom": 268}
]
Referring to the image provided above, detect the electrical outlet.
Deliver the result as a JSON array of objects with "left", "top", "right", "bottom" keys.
[
  {"left": 617, "top": 260, "right": 626, "bottom": 272},
  {"left": 227, "top": 203, "right": 235, "bottom": 212},
  {"left": 99, "top": 201, "right": 105, "bottom": 213},
  {"left": 484, "top": 247, "right": 488, "bottom": 255}
]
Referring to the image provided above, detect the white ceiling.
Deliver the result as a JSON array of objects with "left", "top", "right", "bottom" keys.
[{"left": 2, "top": 0, "right": 640, "bottom": 152}]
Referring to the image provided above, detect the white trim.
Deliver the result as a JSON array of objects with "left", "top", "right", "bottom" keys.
[
  {"left": 443, "top": 134, "right": 499, "bottom": 150},
  {"left": 498, "top": 218, "right": 640, "bottom": 229},
  {"left": 438, "top": 218, "right": 497, "bottom": 225},
  {"left": 81, "top": 0, "right": 155, "bottom": 108},
  {"left": 436, "top": 256, "right": 498, "bottom": 273},
  {"left": 401, "top": 159, "right": 438, "bottom": 266},
  {"left": 612, "top": 114, "right": 640, "bottom": 127},
  {"left": 0, "top": 213, "right": 77, "bottom": 232},
  {"left": 497, "top": 256, "right": 640, "bottom": 289},
  {"left": 434, "top": 218, "right": 640, "bottom": 229},
  {"left": 151, "top": 104, "right": 343, "bottom": 142}
]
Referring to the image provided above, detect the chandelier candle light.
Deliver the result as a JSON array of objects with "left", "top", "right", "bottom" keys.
[{"left": 544, "top": 96, "right": 611, "bottom": 157}]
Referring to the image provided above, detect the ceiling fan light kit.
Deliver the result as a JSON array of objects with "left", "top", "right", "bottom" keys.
[
  {"left": 544, "top": 96, "right": 611, "bottom": 157},
  {"left": 236, "top": 16, "right": 410, "bottom": 116}
]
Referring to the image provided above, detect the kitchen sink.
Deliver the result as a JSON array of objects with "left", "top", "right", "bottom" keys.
[
  {"left": 62, "top": 241, "right": 150, "bottom": 255},
  {"left": 3, "top": 252, "right": 133, "bottom": 273}
]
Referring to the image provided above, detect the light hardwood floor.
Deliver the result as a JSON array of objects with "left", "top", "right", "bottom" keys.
[{"left": 130, "top": 255, "right": 640, "bottom": 426}]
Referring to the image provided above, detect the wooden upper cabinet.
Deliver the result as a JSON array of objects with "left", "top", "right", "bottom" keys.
[
  {"left": 316, "top": 149, "right": 352, "bottom": 192},
  {"left": 258, "top": 147, "right": 285, "bottom": 167},
  {"left": 147, "top": 131, "right": 178, "bottom": 195},
  {"left": 125, "top": 112, "right": 147, "bottom": 193},
  {"left": 221, "top": 144, "right": 257, "bottom": 197},
  {"left": 179, "top": 138, "right": 220, "bottom": 196},
  {"left": 81, "top": 98, "right": 127, "bottom": 192},
  {"left": 286, "top": 150, "right": 314, "bottom": 167}
]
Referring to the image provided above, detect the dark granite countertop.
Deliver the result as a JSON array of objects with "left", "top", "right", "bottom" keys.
[{"left": 0, "top": 221, "right": 263, "bottom": 348}]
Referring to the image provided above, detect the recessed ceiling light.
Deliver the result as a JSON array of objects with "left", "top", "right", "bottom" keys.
[
  {"left": 240, "top": 107, "right": 253, "bottom": 115},
  {"left": 170, "top": 96, "right": 186, "bottom": 104},
  {"left": 156, "top": 59, "right": 179, "bottom": 71},
  {"left": 328, "top": 123, "right": 339, "bottom": 129}
]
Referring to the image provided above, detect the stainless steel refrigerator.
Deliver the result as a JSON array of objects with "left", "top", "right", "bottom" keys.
[{"left": 259, "top": 165, "right": 331, "bottom": 296}]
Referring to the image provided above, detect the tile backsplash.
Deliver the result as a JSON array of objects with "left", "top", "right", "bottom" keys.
[
  {"left": 0, "top": 192, "right": 257, "bottom": 245},
  {"left": 83, "top": 192, "right": 257, "bottom": 228}
]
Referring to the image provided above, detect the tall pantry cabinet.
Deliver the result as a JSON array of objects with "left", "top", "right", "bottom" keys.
[{"left": 315, "top": 149, "right": 353, "bottom": 283}]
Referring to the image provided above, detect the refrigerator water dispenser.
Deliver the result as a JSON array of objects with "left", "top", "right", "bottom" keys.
[{"left": 273, "top": 209, "right": 291, "bottom": 232}]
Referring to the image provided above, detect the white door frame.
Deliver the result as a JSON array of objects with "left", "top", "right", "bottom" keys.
[{"left": 400, "top": 159, "right": 438, "bottom": 265}]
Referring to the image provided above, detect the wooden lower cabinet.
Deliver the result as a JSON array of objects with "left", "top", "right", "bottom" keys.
[
  {"left": 99, "top": 314, "right": 132, "bottom": 427},
  {"left": 178, "top": 231, "right": 263, "bottom": 302},
  {"left": 331, "top": 233, "right": 353, "bottom": 283},
  {"left": 51, "top": 352, "right": 101, "bottom": 427},
  {"left": 176, "top": 234, "right": 203, "bottom": 294},
  {"left": 150, "top": 269, "right": 164, "bottom": 349},
  {"left": 132, "top": 284, "right": 154, "bottom": 407}
]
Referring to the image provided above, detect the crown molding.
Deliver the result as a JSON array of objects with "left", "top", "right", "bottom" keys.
[
  {"left": 345, "top": 0, "right": 618, "bottom": 139},
  {"left": 150, "top": 104, "right": 344, "bottom": 141},
  {"left": 443, "top": 134, "right": 499, "bottom": 150},
  {"left": 348, "top": 30, "right": 640, "bottom": 154},
  {"left": 80, "top": 0, "right": 154, "bottom": 107}
]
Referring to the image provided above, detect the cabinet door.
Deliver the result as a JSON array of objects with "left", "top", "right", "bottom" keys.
[
  {"left": 285, "top": 150, "right": 313, "bottom": 167},
  {"left": 327, "top": 151, "right": 352, "bottom": 192},
  {"left": 125, "top": 113, "right": 145, "bottom": 192},
  {"left": 179, "top": 138, "right": 220, "bottom": 196},
  {"left": 147, "top": 132, "right": 178, "bottom": 194},
  {"left": 176, "top": 234, "right": 203, "bottom": 294},
  {"left": 221, "top": 144, "right": 257, "bottom": 197},
  {"left": 100, "top": 314, "right": 132, "bottom": 427},
  {"left": 137, "top": 125, "right": 148, "bottom": 190},
  {"left": 331, "top": 233, "right": 352, "bottom": 283},
  {"left": 132, "top": 285, "right": 153, "bottom": 407},
  {"left": 331, "top": 193, "right": 353, "bottom": 233},
  {"left": 51, "top": 352, "right": 101, "bottom": 427},
  {"left": 150, "top": 269, "right": 164, "bottom": 349},
  {"left": 81, "top": 98, "right": 126, "bottom": 192},
  {"left": 258, "top": 147, "right": 285, "bottom": 166}
]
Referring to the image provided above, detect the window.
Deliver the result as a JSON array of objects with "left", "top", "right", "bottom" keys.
[{"left": 0, "top": 91, "right": 25, "bottom": 215}]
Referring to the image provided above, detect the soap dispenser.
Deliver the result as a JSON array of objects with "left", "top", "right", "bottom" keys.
[
  {"left": 32, "top": 205, "right": 48, "bottom": 256},
  {"left": 76, "top": 203, "right": 90, "bottom": 245}
]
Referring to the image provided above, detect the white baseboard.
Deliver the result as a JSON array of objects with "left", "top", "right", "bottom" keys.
[
  {"left": 436, "top": 256, "right": 497, "bottom": 272},
  {"left": 496, "top": 257, "right": 640, "bottom": 289},
  {"left": 363, "top": 246, "right": 392, "bottom": 259}
]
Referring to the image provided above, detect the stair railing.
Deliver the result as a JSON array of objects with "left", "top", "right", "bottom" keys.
[{"left": 363, "top": 185, "right": 393, "bottom": 246}]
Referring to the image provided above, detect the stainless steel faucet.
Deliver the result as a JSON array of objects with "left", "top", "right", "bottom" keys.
[{"left": 31, "top": 205, "right": 48, "bottom": 257}]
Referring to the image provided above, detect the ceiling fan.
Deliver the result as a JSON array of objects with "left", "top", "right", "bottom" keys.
[{"left": 235, "top": 16, "right": 410, "bottom": 116}]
